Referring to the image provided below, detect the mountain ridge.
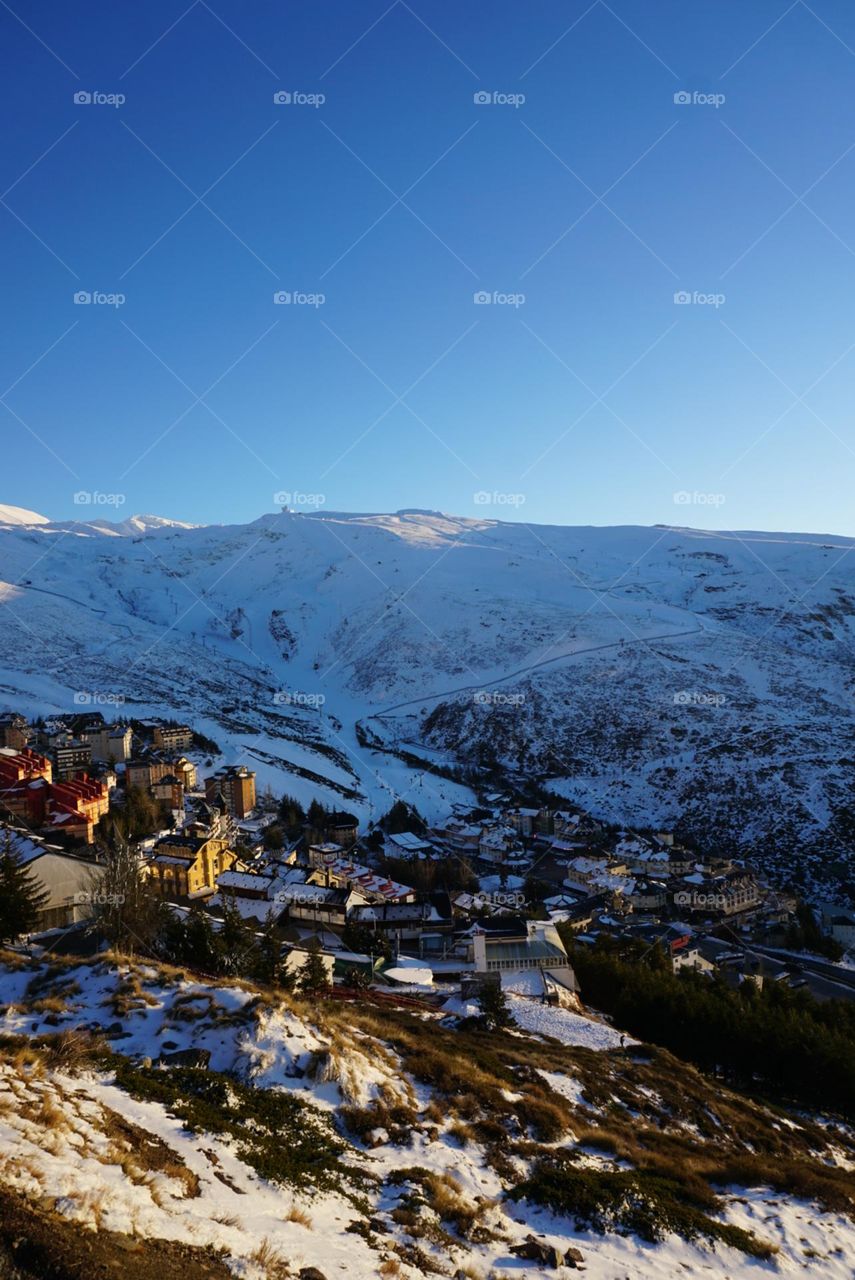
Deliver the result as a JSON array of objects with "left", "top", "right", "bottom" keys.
[{"left": 1, "top": 506, "right": 853, "bottom": 894}]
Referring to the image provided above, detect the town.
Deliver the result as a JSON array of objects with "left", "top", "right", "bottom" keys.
[{"left": 1, "top": 706, "right": 852, "bottom": 1008}]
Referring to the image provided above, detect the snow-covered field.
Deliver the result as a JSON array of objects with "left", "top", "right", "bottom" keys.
[
  {"left": 1, "top": 951, "right": 854, "bottom": 1279},
  {"left": 0, "top": 504, "right": 854, "bottom": 885}
]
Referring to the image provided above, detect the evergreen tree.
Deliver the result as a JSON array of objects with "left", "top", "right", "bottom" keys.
[
  {"left": 297, "top": 940, "right": 331, "bottom": 996},
  {"left": 382, "top": 800, "right": 426, "bottom": 835},
  {"left": 341, "top": 919, "right": 390, "bottom": 960},
  {"left": 216, "top": 897, "right": 256, "bottom": 975},
  {"left": 0, "top": 833, "right": 48, "bottom": 943},
  {"left": 479, "top": 977, "right": 514, "bottom": 1031},
  {"left": 90, "top": 842, "right": 169, "bottom": 956},
  {"left": 278, "top": 794, "right": 306, "bottom": 839}
]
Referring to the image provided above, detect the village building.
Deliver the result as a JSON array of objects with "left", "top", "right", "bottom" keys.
[
  {"left": 1, "top": 826, "right": 103, "bottom": 930},
  {"left": 0, "top": 713, "right": 31, "bottom": 751},
  {"left": 309, "top": 855, "right": 415, "bottom": 904},
  {"left": 564, "top": 855, "right": 632, "bottom": 896},
  {"left": 0, "top": 750, "right": 108, "bottom": 842},
  {"left": 204, "top": 765, "right": 256, "bottom": 818},
  {"left": 468, "top": 917, "right": 580, "bottom": 1004},
  {"left": 432, "top": 819, "right": 481, "bottom": 855},
  {"left": 321, "top": 811, "right": 359, "bottom": 848},
  {"left": 150, "top": 773, "right": 185, "bottom": 810},
  {"left": 147, "top": 834, "right": 238, "bottom": 899},
  {"left": 152, "top": 724, "right": 194, "bottom": 752},
  {"left": 478, "top": 825, "right": 524, "bottom": 863},
  {"left": 81, "top": 723, "right": 133, "bottom": 764},
  {"left": 53, "top": 738, "right": 93, "bottom": 780},
  {"left": 505, "top": 806, "right": 540, "bottom": 838},
  {"left": 127, "top": 756, "right": 197, "bottom": 793},
  {"left": 386, "top": 830, "right": 434, "bottom": 858},
  {"left": 350, "top": 892, "right": 456, "bottom": 955}
]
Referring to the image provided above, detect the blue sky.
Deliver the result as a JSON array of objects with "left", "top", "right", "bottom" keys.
[{"left": 3, "top": 0, "right": 855, "bottom": 533}]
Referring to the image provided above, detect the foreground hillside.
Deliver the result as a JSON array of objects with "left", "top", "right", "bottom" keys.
[
  {"left": 0, "top": 949, "right": 853, "bottom": 1278},
  {"left": 1, "top": 508, "right": 854, "bottom": 887}
]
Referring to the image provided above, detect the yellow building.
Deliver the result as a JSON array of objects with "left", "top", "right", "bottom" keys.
[{"left": 147, "top": 834, "right": 237, "bottom": 898}]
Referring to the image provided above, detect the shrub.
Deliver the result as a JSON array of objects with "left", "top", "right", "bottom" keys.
[{"left": 511, "top": 1155, "right": 775, "bottom": 1258}]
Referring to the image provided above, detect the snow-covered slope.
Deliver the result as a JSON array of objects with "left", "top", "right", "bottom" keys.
[
  {"left": 0, "top": 503, "right": 50, "bottom": 526},
  {"left": 0, "top": 508, "right": 853, "bottom": 886},
  {"left": 1, "top": 952, "right": 853, "bottom": 1280}
]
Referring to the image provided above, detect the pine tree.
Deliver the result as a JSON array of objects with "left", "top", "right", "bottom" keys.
[
  {"left": 216, "top": 897, "right": 255, "bottom": 975},
  {"left": 90, "top": 842, "right": 168, "bottom": 956},
  {"left": 479, "top": 977, "right": 513, "bottom": 1031},
  {"left": 0, "top": 833, "right": 48, "bottom": 943},
  {"left": 297, "top": 940, "right": 331, "bottom": 996}
]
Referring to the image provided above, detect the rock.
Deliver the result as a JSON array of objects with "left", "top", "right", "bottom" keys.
[
  {"left": 510, "top": 1234, "right": 565, "bottom": 1267},
  {"left": 105, "top": 1022, "right": 123, "bottom": 1035},
  {"left": 299, "top": 1269, "right": 328, "bottom": 1280},
  {"left": 564, "top": 1246, "right": 585, "bottom": 1267},
  {"left": 161, "top": 1039, "right": 179, "bottom": 1049},
  {"left": 158, "top": 1048, "right": 211, "bottom": 1069}
]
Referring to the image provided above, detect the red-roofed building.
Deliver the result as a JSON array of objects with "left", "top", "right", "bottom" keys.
[{"left": 0, "top": 749, "right": 108, "bottom": 844}]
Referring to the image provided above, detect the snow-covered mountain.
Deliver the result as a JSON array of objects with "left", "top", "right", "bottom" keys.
[{"left": 1, "top": 507, "right": 853, "bottom": 891}]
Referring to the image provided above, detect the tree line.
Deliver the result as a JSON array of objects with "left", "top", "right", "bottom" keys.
[{"left": 562, "top": 932, "right": 855, "bottom": 1120}]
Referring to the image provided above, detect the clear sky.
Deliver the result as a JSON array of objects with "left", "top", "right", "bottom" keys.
[{"left": 3, "top": 1, "right": 855, "bottom": 533}]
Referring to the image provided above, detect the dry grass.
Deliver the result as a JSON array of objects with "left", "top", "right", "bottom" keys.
[
  {"left": 378, "top": 1260, "right": 402, "bottom": 1277},
  {"left": 283, "top": 1203, "right": 312, "bottom": 1227},
  {"left": 213, "top": 1212, "right": 240, "bottom": 1228},
  {"left": 248, "top": 1236, "right": 291, "bottom": 1278}
]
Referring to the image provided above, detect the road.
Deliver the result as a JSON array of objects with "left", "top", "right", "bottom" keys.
[{"left": 369, "top": 616, "right": 706, "bottom": 720}]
